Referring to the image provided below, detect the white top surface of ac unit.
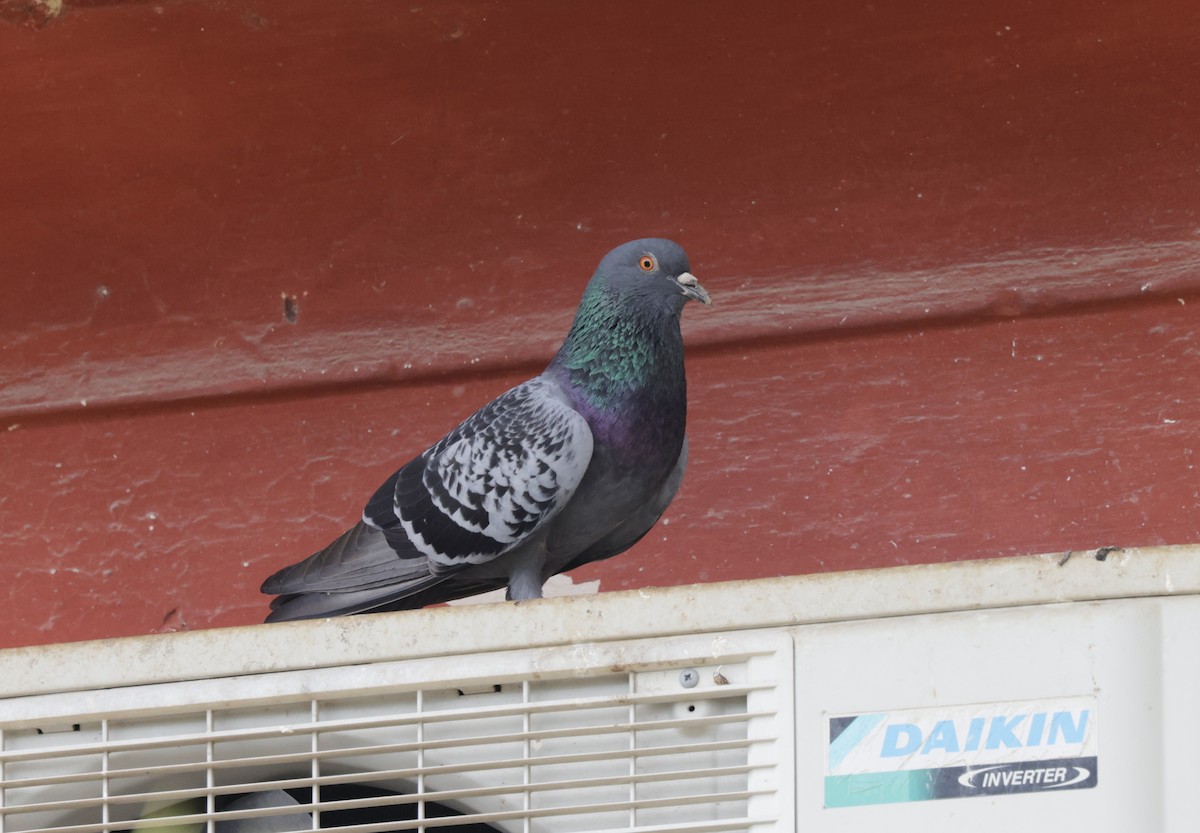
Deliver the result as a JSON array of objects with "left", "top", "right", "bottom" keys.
[{"left": 0, "top": 547, "right": 1196, "bottom": 832}]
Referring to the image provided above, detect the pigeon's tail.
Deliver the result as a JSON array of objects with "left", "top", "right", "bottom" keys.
[
  {"left": 261, "top": 522, "right": 444, "bottom": 622},
  {"left": 264, "top": 580, "right": 445, "bottom": 622},
  {"left": 261, "top": 522, "right": 506, "bottom": 622}
]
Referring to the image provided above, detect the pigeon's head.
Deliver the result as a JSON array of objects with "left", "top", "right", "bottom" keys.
[{"left": 595, "top": 238, "right": 712, "bottom": 310}]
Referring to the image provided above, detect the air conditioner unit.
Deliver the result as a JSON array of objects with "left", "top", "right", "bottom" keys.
[{"left": 1, "top": 547, "right": 1196, "bottom": 832}]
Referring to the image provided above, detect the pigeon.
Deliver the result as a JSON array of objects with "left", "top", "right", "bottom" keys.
[{"left": 261, "top": 238, "right": 710, "bottom": 622}]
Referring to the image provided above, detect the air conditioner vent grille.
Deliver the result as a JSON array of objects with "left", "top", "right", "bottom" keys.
[{"left": 1, "top": 633, "right": 792, "bottom": 833}]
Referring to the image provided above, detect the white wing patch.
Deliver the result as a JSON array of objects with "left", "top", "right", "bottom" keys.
[{"left": 396, "top": 376, "right": 594, "bottom": 566}]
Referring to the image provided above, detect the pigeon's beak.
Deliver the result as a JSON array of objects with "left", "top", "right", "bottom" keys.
[{"left": 675, "top": 272, "right": 712, "bottom": 306}]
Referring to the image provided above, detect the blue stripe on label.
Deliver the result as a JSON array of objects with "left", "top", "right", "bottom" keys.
[{"left": 827, "top": 713, "right": 886, "bottom": 773}]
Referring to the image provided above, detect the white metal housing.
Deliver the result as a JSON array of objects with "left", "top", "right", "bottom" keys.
[{"left": 0, "top": 547, "right": 1196, "bottom": 832}]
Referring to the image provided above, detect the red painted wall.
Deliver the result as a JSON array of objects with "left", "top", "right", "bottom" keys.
[{"left": 2, "top": 0, "right": 1198, "bottom": 648}]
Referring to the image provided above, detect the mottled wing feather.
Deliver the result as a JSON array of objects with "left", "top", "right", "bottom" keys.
[
  {"left": 369, "top": 377, "right": 594, "bottom": 568},
  {"left": 362, "top": 469, "right": 401, "bottom": 529}
]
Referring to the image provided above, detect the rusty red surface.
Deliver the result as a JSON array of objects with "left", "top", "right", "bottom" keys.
[{"left": 2, "top": 0, "right": 1198, "bottom": 648}]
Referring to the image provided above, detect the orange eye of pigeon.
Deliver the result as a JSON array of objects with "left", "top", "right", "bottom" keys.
[{"left": 638, "top": 255, "right": 657, "bottom": 272}]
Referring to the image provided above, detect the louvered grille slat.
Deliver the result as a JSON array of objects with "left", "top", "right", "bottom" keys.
[
  {"left": 1, "top": 728, "right": 767, "bottom": 795},
  {"left": 0, "top": 790, "right": 772, "bottom": 833},
  {"left": 3, "top": 755, "right": 771, "bottom": 818},
  {"left": 1, "top": 686, "right": 768, "bottom": 767},
  {"left": 2, "top": 635, "right": 791, "bottom": 832}
]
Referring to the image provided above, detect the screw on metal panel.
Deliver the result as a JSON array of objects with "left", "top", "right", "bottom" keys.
[{"left": 679, "top": 668, "right": 699, "bottom": 689}]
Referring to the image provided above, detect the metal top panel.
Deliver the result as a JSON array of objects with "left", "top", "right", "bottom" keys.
[{"left": 0, "top": 546, "right": 1193, "bottom": 702}]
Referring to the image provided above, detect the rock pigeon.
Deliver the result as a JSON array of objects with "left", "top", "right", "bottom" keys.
[{"left": 261, "top": 238, "right": 710, "bottom": 622}]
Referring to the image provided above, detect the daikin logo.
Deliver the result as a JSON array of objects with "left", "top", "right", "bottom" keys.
[
  {"left": 824, "top": 696, "right": 1099, "bottom": 808},
  {"left": 880, "top": 708, "right": 1090, "bottom": 757}
]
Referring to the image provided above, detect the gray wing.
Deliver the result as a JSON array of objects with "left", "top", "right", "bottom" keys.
[
  {"left": 365, "top": 375, "right": 594, "bottom": 570},
  {"left": 263, "top": 376, "right": 594, "bottom": 621}
]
